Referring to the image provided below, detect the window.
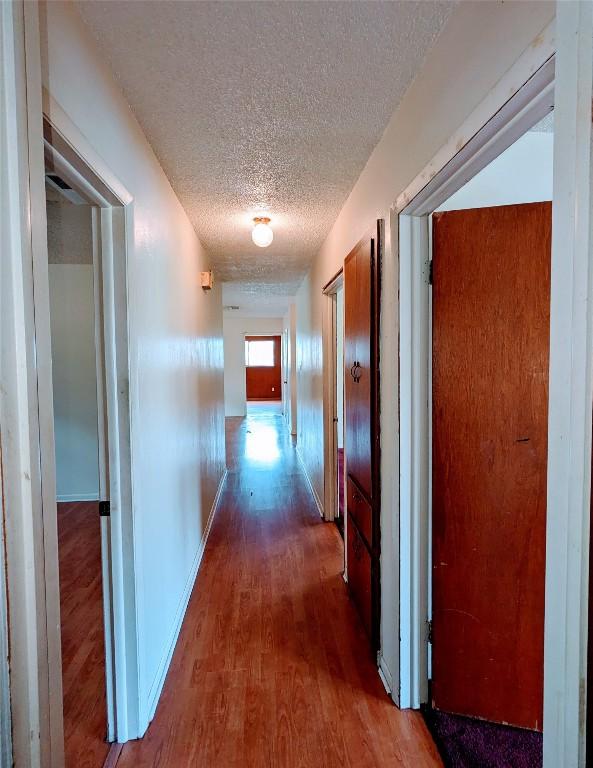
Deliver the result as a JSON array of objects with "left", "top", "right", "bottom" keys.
[{"left": 245, "top": 339, "right": 275, "bottom": 367}]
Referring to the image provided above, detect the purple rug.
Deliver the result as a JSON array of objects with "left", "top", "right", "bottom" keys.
[{"left": 425, "top": 710, "right": 542, "bottom": 768}]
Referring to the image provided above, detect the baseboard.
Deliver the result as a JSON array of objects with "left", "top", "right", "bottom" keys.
[
  {"left": 378, "top": 653, "right": 394, "bottom": 698},
  {"left": 296, "top": 446, "right": 323, "bottom": 517},
  {"left": 145, "top": 468, "right": 228, "bottom": 723},
  {"left": 56, "top": 493, "right": 100, "bottom": 502}
]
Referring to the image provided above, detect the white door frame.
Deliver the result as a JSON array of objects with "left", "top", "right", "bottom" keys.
[
  {"left": 543, "top": 4, "right": 593, "bottom": 765},
  {"left": 42, "top": 112, "right": 140, "bottom": 743},
  {"left": 393, "top": 8, "right": 593, "bottom": 765},
  {"left": 1, "top": 3, "right": 142, "bottom": 762},
  {"left": 322, "top": 271, "right": 344, "bottom": 524},
  {"left": 1, "top": 2, "right": 64, "bottom": 763},
  {"left": 0, "top": 6, "right": 17, "bottom": 763},
  {"left": 395, "top": 44, "right": 555, "bottom": 712}
]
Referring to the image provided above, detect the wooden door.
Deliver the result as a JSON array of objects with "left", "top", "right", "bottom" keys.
[
  {"left": 344, "top": 221, "right": 381, "bottom": 649},
  {"left": 431, "top": 202, "right": 551, "bottom": 730},
  {"left": 245, "top": 335, "right": 282, "bottom": 400},
  {"left": 345, "top": 238, "right": 373, "bottom": 499}
]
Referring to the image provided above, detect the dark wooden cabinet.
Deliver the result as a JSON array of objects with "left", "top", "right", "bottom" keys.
[
  {"left": 346, "top": 521, "right": 372, "bottom": 638},
  {"left": 344, "top": 221, "right": 381, "bottom": 652}
]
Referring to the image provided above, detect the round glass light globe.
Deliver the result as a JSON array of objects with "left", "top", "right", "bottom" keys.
[{"left": 252, "top": 221, "right": 273, "bottom": 248}]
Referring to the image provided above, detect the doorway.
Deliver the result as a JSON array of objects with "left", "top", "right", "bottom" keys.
[
  {"left": 335, "top": 284, "right": 345, "bottom": 537},
  {"left": 45, "top": 176, "right": 110, "bottom": 766},
  {"left": 395, "top": 63, "right": 555, "bottom": 766},
  {"left": 41, "top": 119, "right": 138, "bottom": 755},
  {"left": 323, "top": 275, "right": 346, "bottom": 535}
]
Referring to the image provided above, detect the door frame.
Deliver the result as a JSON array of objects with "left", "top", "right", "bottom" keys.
[
  {"left": 1, "top": 4, "right": 142, "bottom": 762},
  {"left": 394, "top": 30, "right": 554, "bottom": 712},
  {"left": 0, "top": 6, "right": 18, "bottom": 763},
  {"left": 393, "top": 8, "right": 593, "bottom": 765},
  {"left": 42, "top": 110, "right": 140, "bottom": 743},
  {"left": 322, "top": 269, "right": 344, "bottom": 525},
  {"left": 1, "top": 3, "right": 65, "bottom": 762}
]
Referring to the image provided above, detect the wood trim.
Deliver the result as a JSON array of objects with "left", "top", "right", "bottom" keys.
[{"left": 371, "top": 219, "right": 383, "bottom": 652}]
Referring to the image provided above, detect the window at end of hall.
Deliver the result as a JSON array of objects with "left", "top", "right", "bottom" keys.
[{"left": 245, "top": 339, "right": 275, "bottom": 367}]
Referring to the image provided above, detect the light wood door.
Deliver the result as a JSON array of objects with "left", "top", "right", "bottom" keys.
[{"left": 431, "top": 202, "right": 551, "bottom": 730}]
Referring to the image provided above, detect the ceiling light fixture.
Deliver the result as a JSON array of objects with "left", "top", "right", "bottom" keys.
[{"left": 251, "top": 216, "right": 273, "bottom": 248}]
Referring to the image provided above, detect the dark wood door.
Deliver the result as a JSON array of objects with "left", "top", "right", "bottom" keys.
[
  {"left": 344, "top": 221, "right": 381, "bottom": 649},
  {"left": 245, "top": 335, "right": 282, "bottom": 400},
  {"left": 345, "top": 238, "right": 373, "bottom": 499},
  {"left": 432, "top": 202, "right": 551, "bottom": 730}
]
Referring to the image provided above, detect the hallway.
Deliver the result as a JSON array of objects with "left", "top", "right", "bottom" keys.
[{"left": 116, "top": 410, "right": 442, "bottom": 767}]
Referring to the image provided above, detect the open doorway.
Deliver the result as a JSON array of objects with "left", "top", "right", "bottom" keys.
[
  {"left": 322, "top": 271, "right": 345, "bottom": 532},
  {"left": 425, "top": 110, "right": 553, "bottom": 765},
  {"left": 40, "top": 118, "right": 138, "bottom": 762},
  {"left": 334, "top": 283, "right": 345, "bottom": 537},
  {"left": 45, "top": 175, "right": 110, "bottom": 767}
]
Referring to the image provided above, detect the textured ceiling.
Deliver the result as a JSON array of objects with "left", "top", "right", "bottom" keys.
[{"left": 77, "top": 0, "right": 454, "bottom": 305}]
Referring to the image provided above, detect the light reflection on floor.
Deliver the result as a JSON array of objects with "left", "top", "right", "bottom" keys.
[{"left": 244, "top": 417, "right": 282, "bottom": 463}]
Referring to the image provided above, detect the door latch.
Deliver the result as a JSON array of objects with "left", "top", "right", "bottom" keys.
[{"left": 99, "top": 500, "right": 111, "bottom": 517}]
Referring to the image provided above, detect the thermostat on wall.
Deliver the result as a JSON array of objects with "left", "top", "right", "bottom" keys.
[{"left": 201, "top": 271, "right": 214, "bottom": 290}]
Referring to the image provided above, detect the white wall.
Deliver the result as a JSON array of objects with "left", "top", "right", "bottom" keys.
[
  {"left": 437, "top": 129, "right": 553, "bottom": 211},
  {"left": 223, "top": 314, "right": 283, "bottom": 417},
  {"left": 46, "top": 201, "right": 100, "bottom": 501},
  {"left": 294, "top": 0, "right": 555, "bottom": 696},
  {"left": 41, "top": 2, "right": 226, "bottom": 731},
  {"left": 49, "top": 263, "right": 99, "bottom": 500}
]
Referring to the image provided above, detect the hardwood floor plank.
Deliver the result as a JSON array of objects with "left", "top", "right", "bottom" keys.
[
  {"left": 57, "top": 501, "right": 110, "bottom": 768},
  {"left": 116, "top": 408, "right": 442, "bottom": 767}
]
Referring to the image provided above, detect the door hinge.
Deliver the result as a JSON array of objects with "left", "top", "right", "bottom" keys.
[
  {"left": 99, "top": 500, "right": 111, "bottom": 517},
  {"left": 427, "top": 619, "right": 433, "bottom": 644},
  {"left": 428, "top": 260, "right": 433, "bottom": 286}
]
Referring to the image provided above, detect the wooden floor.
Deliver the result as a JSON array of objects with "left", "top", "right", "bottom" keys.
[
  {"left": 57, "top": 501, "right": 110, "bottom": 768},
  {"left": 116, "top": 408, "right": 442, "bottom": 767}
]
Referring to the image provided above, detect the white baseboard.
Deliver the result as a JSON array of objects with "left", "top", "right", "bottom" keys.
[
  {"left": 56, "top": 493, "right": 100, "bottom": 502},
  {"left": 145, "top": 468, "right": 228, "bottom": 723},
  {"left": 378, "top": 653, "right": 397, "bottom": 703},
  {"left": 296, "top": 446, "right": 324, "bottom": 518}
]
